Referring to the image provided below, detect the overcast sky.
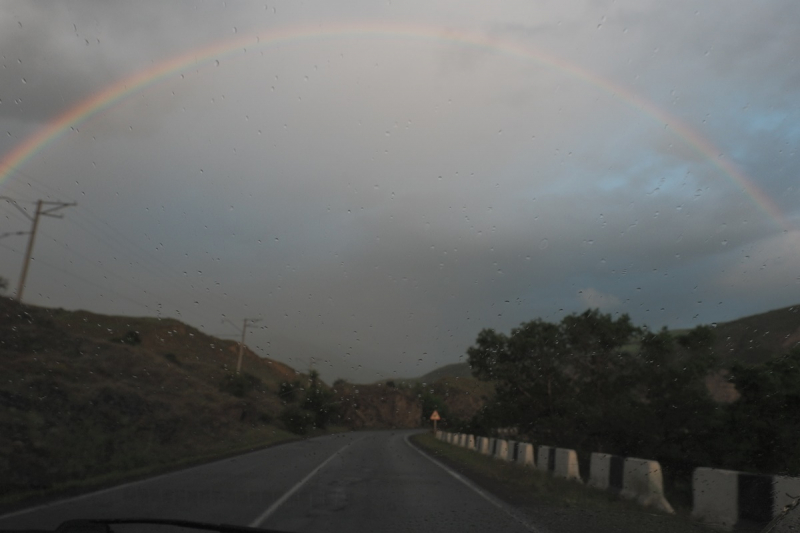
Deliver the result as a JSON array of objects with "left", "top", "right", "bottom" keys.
[{"left": 1, "top": 1, "right": 798, "bottom": 383}]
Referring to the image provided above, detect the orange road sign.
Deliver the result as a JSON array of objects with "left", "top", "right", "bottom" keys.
[{"left": 430, "top": 410, "right": 441, "bottom": 421}]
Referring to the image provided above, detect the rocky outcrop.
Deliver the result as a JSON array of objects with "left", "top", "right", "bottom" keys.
[{"left": 335, "top": 384, "right": 423, "bottom": 429}]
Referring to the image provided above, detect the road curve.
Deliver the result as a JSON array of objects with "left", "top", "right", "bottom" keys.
[{"left": 0, "top": 430, "right": 538, "bottom": 533}]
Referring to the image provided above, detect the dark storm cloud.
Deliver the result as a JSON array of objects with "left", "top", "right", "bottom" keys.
[
  {"left": 0, "top": 2, "right": 282, "bottom": 123},
  {"left": 1, "top": 3, "right": 152, "bottom": 122},
  {"left": 1, "top": 1, "right": 798, "bottom": 383}
]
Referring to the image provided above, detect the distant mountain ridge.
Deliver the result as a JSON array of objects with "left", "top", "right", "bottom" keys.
[
  {"left": 711, "top": 304, "right": 800, "bottom": 365},
  {"left": 3, "top": 297, "right": 797, "bottom": 502},
  {"left": 386, "top": 362, "right": 473, "bottom": 385},
  {"left": 400, "top": 304, "right": 800, "bottom": 384},
  {"left": 0, "top": 297, "right": 490, "bottom": 503},
  {"left": 0, "top": 296, "right": 305, "bottom": 500}
]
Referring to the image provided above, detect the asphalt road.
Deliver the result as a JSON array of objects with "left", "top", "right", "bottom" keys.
[{"left": 0, "top": 430, "right": 539, "bottom": 533}]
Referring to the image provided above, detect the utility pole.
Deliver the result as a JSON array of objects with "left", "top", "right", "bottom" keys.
[
  {"left": 0, "top": 197, "right": 76, "bottom": 302},
  {"left": 223, "top": 317, "right": 262, "bottom": 373}
]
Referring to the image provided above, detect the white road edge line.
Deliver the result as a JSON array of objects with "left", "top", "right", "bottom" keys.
[
  {"left": 0, "top": 445, "right": 271, "bottom": 521},
  {"left": 249, "top": 437, "right": 360, "bottom": 528},
  {"left": 404, "top": 433, "right": 547, "bottom": 533},
  {"left": 0, "top": 435, "right": 345, "bottom": 522}
]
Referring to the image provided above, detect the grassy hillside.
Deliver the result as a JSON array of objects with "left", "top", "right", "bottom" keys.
[
  {"left": 0, "top": 297, "right": 490, "bottom": 505},
  {"left": 710, "top": 304, "right": 800, "bottom": 365},
  {"left": 381, "top": 362, "right": 473, "bottom": 385},
  {"left": 612, "top": 307, "right": 800, "bottom": 365},
  {"left": 371, "top": 362, "right": 491, "bottom": 424},
  {"left": 0, "top": 297, "right": 306, "bottom": 503},
  {"left": 413, "top": 362, "right": 474, "bottom": 382},
  {"left": 400, "top": 305, "right": 800, "bottom": 407},
  {"left": 3, "top": 296, "right": 796, "bottom": 503},
  {"left": 46, "top": 306, "right": 302, "bottom": 391}
]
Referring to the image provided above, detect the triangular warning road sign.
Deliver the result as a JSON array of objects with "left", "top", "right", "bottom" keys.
[{"left": 430, "top": 410, "right": 441, "bottom": 421}]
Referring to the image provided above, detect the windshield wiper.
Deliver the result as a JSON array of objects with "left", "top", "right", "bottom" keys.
[{"left": 4, "top": 519, "right": 292, "bottom": 533}]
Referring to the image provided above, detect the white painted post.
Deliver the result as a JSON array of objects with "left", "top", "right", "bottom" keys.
[
  {"left": 621, "top": 458, "right": 673, "bottom": 514},
  {"left": 774, "top": 476, "right": 800, "bottom": 519},
  {"left": 494, "top": 439, "right": 509, "bottom": 461},
  {"left": 554, "top": 448, "right": 582, "bottom": 482},
  {"left": 466, "top": 434, "right": 476, "bottom": 451},
  {"left": 478, "top": 437, "right": 491, "bottom": 455},
  {"left": 537, "top": 446, "right": 552, "bottom": 472},
  {"left": 692, "top": 467, "right": 739, "bottom": 530},
  {"left": 589, "top": 453, "right": 613, "bottom": 489},
  {"left": 516, "top": 443, "right": 535, "bottom": 467}
]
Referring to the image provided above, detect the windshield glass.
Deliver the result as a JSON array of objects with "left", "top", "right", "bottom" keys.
[{"left": 1, "top": 2, "right": 798, "bottom": 533}]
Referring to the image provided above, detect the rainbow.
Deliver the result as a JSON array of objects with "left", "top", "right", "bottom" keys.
[{"left": 0, "top": 22, "right": 790, "bottom": 231}]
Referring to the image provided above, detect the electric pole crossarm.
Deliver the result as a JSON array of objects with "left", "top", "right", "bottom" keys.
[
  {"left": 2, "top": 197, "right": 76, "bottom": 302},
  {"left": 16, "top": 200, "right": 44, "bottom": 302},
  {"left": 222, "top": 317, "right": 262, "bottom": 374},
  {"left": 40, "top": 202, "right": 77, "bottom": 216},
  {"left": 0, "top": 196, "right": 34, "bottom": 221},
  {"left": 0, "top": 231, "right": 30, "bottom": 240}
]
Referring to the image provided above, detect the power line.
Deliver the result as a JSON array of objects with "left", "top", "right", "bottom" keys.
[
  {"left": 65, "top": 212, "right": 236, "bottom": 320},
  {"left": 65, "top": 214, "right": 172, "bottom": 282},
  {"left": 0, "top": 241, "right": 22, "bottom": 255},
  {"left": 0, "top": 179, "right": 45, "bottom": 203},
  {"left": 223, "top": 317, "right": 262, "bottom": 374},
  {"left": 0, "top": 197, "right": 76, "bottom": 301},
  {"left": 5, "top": 167, "right": 236, "bottom": 307},
  {"left": 37, "top": 228, "right": 183, "bottom": 309},
  {"left": 2, "top": 168, "right": 239, "bottom": 328},
  {"left": 3, "top": 170, "right": 199, "bottom": 303},
  {"left": 0, "top": 230, "right": 29, "bottom": 240},
  {"left": 2, "top": 169, "right": 182, "bottom": 281},
  {"left": 2, "top": 167, "right": 67, "bottom": 199},
  {"left": 0, "top": 238, "right": 151, "bottom": 309},
  {"left": 3, "top": 218, "right": 191, "bottom": 319},
  {"left": 79, "top": 206, "right": 235, "bottom": 309},
  {"left": 0, "top": 201, "right": 34, "bottom": 226}
]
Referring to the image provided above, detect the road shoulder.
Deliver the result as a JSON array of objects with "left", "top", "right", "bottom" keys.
[{"left": 409, "top": 433, "right": 712, "bottom": 533}]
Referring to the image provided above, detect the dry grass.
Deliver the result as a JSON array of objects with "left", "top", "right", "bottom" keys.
[
  {"left": 0, "top": 427, "right": 296, "bottom": 508},
  {"left": 411, "top": 433, "right": 713, "bottom": 533},
  {"left": 0, "top": 297, "right": 311, "bottom": 506}
]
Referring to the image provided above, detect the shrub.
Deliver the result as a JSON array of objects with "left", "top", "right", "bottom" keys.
[
  {"left": 279, "top": 405, "right": 314, "bottom": 435},
  {"left": 219, "top": 372, "right": 262, "bottom": 398},
  {"left": 278, "top": 381, "right": 300, "bottom": 403},
  {"left": 303, "top": 370, "right": 339, "bottom": 429},
  {"left": 113, "top": 330, "right": 141, "bottom": 345}
]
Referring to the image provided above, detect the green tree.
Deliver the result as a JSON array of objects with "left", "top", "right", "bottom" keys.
[
  {"left": 278, "top": 381, "right": 300, "bottom": 403},
  {"left": 625, "top": 327, "right": 721, "bottom": 464},
  {"left": 418, "top": 388, "right": 449, "bottom": 422},
  {"left": 467, "top": 311, "right": 720, "bottom": 465},
  {"left": 302, "top": 370, "right": 338, "bottom": 429},
  {"left": 468, "top": 319, "right": 565, "bottom": 428},
  {"left": 726, "top": 348, "right": 800, "bottom": 475},
  {"left": 562, "top": 311, "right": 639, "bottom": 449},
  {"left": 467, "top": 310, "right": 638, "bottom": 446},
  {"left": 219, "top": 372, "right": 262, "bottom": 398},
  {"left": 113, "top": 330, "right": 141, "bottom": 345},
  {"left": 279, "top": 405, "right": 314, "bottom": 435}
]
